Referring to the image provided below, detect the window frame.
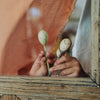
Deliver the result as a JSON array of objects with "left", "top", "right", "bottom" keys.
[
  {"left": 0, "top": 0, "right": 100, "bottom": 99},
  {"left": 91, "top": 0, "right": 100, "bottom": 85}
]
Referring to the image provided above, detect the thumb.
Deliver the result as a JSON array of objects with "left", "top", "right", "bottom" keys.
[{"left": 35, "top": 51, "right": 45, "bottom": 63}]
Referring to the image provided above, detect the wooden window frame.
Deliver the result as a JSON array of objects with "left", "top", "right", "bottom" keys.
[
  {"left": 0, "top": 0, "right": 100, "bottom": 99},
  {"left": 91, "top": 0, "right": 100, "bottom": 85}
]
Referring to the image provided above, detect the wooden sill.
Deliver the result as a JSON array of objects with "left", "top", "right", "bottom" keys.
[{"left": 0, "top": 76, "right": 100, "bottom": 100}]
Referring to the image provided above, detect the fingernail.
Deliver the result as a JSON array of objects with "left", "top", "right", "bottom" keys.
[{"left": 49, "top": 68, "right": 53, "bottom": 72}]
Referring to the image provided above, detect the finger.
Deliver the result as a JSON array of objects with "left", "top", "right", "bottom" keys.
[
  {"left": 29, "top": 64, "right": 39, "bottom": 76},
  {"left": 29, "top": 51, "right": 45, "bottom": 76},
  {"left": 35, "top": 51, "right": 45, "bottom": 62},
  {"left": 47, "top": 52, "right": 55, "bottom": 58},
  {"left": 29, "top": 52, "right": 45, "bottom": 75},
  {"left": 41, "top": 57, "right": 46, "bottom": 63},
  {"left": 50, "top": 62, "right": 72, "bottom": 72},
  {"left": 40, "top": 51, "right": 45, "bottom": 56},
  {"left": 65, "top": 72, "right": 79, "bottom": 77},
  {"left": 47, "top": 52, "right": 56, "bottom": 65},
  {"left": 40, "top": 58, "right": 47, "bottom": 76},
  {"left": 35, "top": 70, "right": 43, "bottom": 76},
  {"left": 55, "top": 56, "right": 72, "bottom": 65},
  {"left": 59, "top": 68, "right": 74, "bottom": 76},
  {"left": 48, "top": 59, "right": 55, "bottom": 64},
  {"left": 34, "top": 58, "right": 47, "bottom": 76}
]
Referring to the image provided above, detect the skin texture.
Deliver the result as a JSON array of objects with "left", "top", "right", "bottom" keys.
[
  {"left": 29, "top": 51, "right": 55, "bottom": 76},
  {"left": 29, "top": 51, "right": 47, "bottom": 76},
  {"left": 50, "top": 55, "right": 87, "bottom": 77},
  {"left": 29, "top": 52, "right": 87, "bottom": 77}
]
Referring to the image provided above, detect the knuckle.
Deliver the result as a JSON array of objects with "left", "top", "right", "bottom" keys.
[
  {"left": 63, "top": 56, "right": 67, "bottom": 61},
  {"left": 72, "top": 58, "right": 79, "bottom": 65},
  {"left": 75, "top": 61, "right": 79, "bottom": 65}
]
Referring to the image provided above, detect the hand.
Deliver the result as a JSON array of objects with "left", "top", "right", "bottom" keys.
[
  {"left": 29, "top": 51, "right": 47, "bottom": 76},
  {"left": 49, "top": 55, "right": 87, "bottom": 77},
  {"left": 47, "top": 52, "right": 56, "bottom": 67}
]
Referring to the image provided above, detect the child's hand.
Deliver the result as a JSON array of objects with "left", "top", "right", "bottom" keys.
[
  {"left": 49, "top": 55, "right": 87, "bottom": 77},
  {"left": 47, "top": 52, "right": 56, "bottom": 66},
  {"left": 29, "top": 51, "right": 47, "bottom": 76}
]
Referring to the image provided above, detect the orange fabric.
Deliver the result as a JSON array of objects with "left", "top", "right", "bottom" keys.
[
  {"left": 0, "top": 0, "right": 33, "bottom": 74},
  {"left": 1, "top": 0, "right": 76, "bottom": 75}
]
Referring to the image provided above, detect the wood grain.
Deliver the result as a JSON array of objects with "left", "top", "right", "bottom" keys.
[
  {"left": 0, "top": 76, "right": 100, "bottom": 100},
  {"left": 0, "top": 95, "right": 20, "bottom": 100},
  {"left": 91, "top": 0, "right": 100, "bottom": 85}
]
